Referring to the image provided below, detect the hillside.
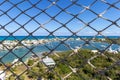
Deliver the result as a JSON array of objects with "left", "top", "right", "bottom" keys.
[{"left": 3, "top": 49, "right": 120, "bottom": 80}]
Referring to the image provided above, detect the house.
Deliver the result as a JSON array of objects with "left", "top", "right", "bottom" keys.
[
  {"left": 91, "top": 50, "right": 98, "bottom": 53},
  {"left": 42, "top": 56, "right": 55, "bottom": 67}
]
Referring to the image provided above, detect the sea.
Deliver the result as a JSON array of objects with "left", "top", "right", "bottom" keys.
[
  {"left": 0, "top": 36, "right": 120, "bottom": 40},
  {"left": 0, "top": 36, "right": 120, "bottom": 63}
]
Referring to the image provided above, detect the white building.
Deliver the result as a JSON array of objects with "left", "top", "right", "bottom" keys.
[
  {"left": 0, "top": 71, "right": 6, "bottom": 80},
  {"left": 42, "top": 56, "right": 55, "bottom": 67},
  {"left": 91, "top": 50, "right": 98, "bottom": 53}
]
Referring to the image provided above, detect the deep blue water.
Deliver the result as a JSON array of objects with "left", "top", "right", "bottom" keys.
[
  {"left": 0, "top": 36, "right": 120, "bottom": 41},
  {"left": 0, "top": 36, "right": 120, "bottom": 63}
]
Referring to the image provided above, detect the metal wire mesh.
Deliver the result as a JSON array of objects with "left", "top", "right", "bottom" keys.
[{"left": 0, "top": 0, "right": 120, "bottom": 80}]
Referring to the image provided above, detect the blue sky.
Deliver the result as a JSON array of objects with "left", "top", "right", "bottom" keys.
[{"left": 0, "top": 0, "right": 120, "bottom": 36}]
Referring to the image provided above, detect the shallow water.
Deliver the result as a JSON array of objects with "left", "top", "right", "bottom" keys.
[{"left": 0, "top": 40, "right": 119, "bottom": 63}]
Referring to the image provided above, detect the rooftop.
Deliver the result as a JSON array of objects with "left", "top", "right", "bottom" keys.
[{"left": 42, "top": 56, "right": 56, "bottom": 66}]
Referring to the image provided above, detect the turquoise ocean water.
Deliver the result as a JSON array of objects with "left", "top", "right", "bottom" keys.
[
  {"left": 0, "top": 36, "right": 120, "bottom": 40},
  {"left": 0, "top": 36, "right": 120, "bottom": 63}
]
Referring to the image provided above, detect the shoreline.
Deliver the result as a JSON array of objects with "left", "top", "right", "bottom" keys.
[
  {"left": 0, "top": 36, "right": 120, "bottom": 51},
  {"left": 0, "top": 38, "right": 77, "bottom": 51},
  {"left": 0, "top": 38, "right": 120, "bottom": 63}
]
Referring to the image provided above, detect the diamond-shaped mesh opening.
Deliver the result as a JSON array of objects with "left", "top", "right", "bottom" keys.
[
  {"left": 55, "top": 12, "right": 73, "bottom": 24},
  {"left": 35, "top": 13, "right": 51, "bottom": 24},
  {"left": 0, "top": 15, "right": 11, "bottom": 26},
  {"left": 7, "top": 7, "right": 21, "bottom": 19},
  {"left": 15, "top": 14, "right": 31, "bottom": 26},
  {"left": 24, "top": 20, "right": 40, "bottom": 33},
  {"left": 0, "top": 0, "right": 120, "bottom": 80},
  {"left": 77, "top": 10, "right": 97, "bottom": 23},
  {"left": 17, "top": 1, "right": 32, "bottom": 11},
  {"left": 45, "top": 5, "right": 61, "bottom": 17},
  {"left": 5, "top": 22, "right": 21, "bottom": 33},
  {"left": 66, "top": 18, "right": 86, "bottom": 33},
  {"left": 0, "top": 1, "right": 13, "bottom": 12},
  {"left": 66, "top": 4, "right": 83, "bottom": 15},
  {"left": 25, "top": 8, "right": 41, "bottom": 17},
  {"left": 44, "top": 20, "right": 62, "bottom": 32},
  {"left": 103, "top": 7, "right": 120, "bottom": 21},
  {"left": 90, "top": 0, "right": 109, "bottom": 14},
  {"left": 90, "top": 18, "right": 112, "bottom": 31},
  {"left": 36, "top": 0, "right": 51, "bottom": 10}
]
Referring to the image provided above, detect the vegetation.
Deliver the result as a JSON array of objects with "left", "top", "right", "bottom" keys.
[
  {"left": 2, "top": 49, "right": 120, "bottom": 80},
  {"left": 27, "top": 59, "right": 34, "bottom": 66}
]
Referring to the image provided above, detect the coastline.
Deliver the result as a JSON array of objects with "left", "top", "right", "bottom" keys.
[
  {"left": 0, "top": 37, "right": 77, "bottom": 51},
  {"left": 0, "top": 36, "right": 120, "bottom": 63},
  {"left": 0, "top": 36, "right": 120, "bottom": 41}
]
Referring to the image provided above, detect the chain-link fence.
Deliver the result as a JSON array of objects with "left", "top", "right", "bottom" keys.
[{"left": 0, "top": 0, "right": 120, "bottom": 80}]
